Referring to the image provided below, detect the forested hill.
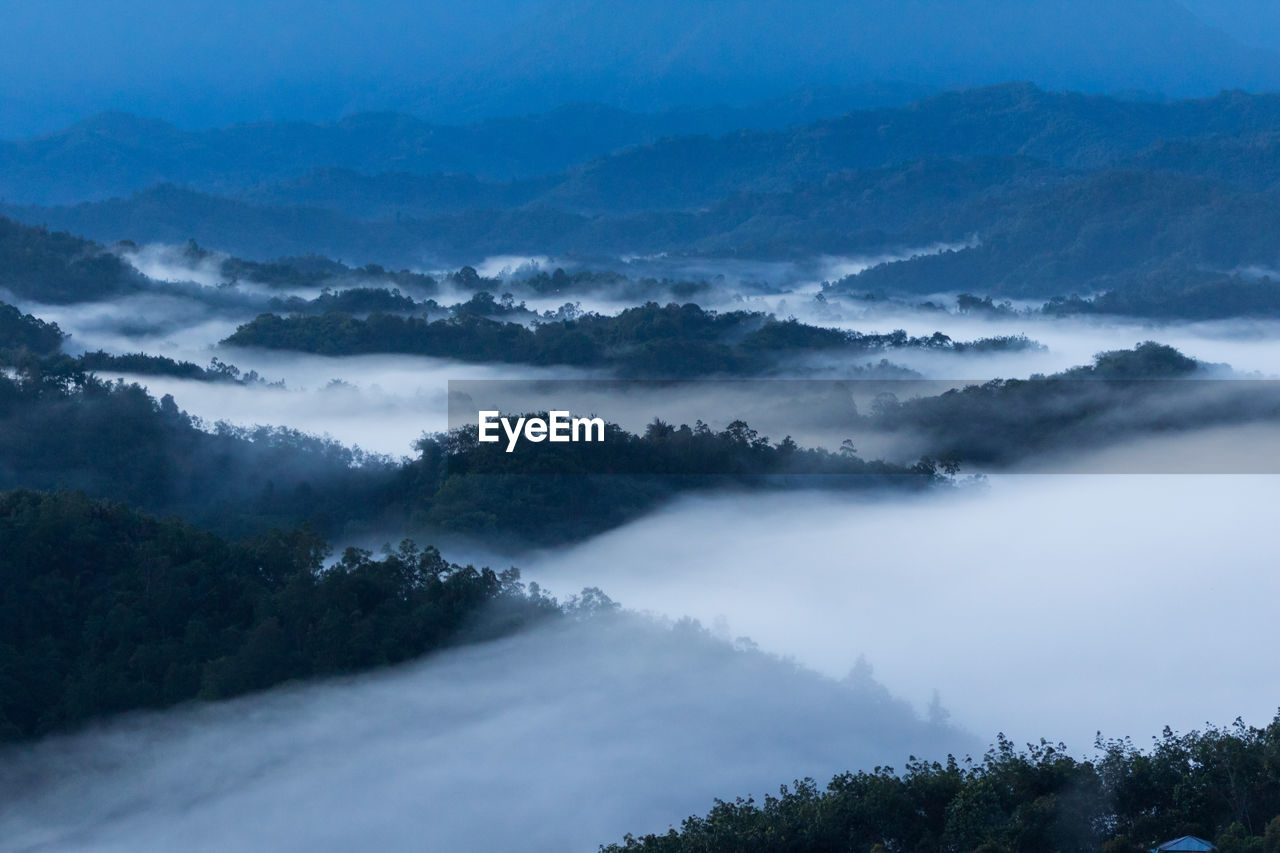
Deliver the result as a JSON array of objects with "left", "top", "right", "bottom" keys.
[
  {"left": 0, "top": 324, "right": 1262, "bottom": 544},
  {"left": 537, "top": 84, "right": 1280, "bottom": 211},
  {"left": 605, "top": 716, "right": 1280, "bottom": 853},
  {"left": 0, "top": 92, "right": 933, "bottom": 207},
  {"left": 0, "top": 489, "right": 559, "bottom": 741},
  {"left": 12, "top": 83, "right": 1280, "bottom": 210},
  {"left": 223, "top": 302, "right": 1037, "bottom": 376},
  {"left": 0, "top": 215, "right": 142, "bottom": 302},
  {"left": 9, "top": 85, "right": 1280, "bottom": 314},
  {"left": 0, "top": 338, "right": 943, "bottom": 545}
]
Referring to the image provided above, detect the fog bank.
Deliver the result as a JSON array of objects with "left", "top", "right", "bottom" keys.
[
  {"left": 0, "top": 615, "right": 968, "bottom": 853},
  {"left": 493, "top": 473, "right": 1280, "bottom": 752}
]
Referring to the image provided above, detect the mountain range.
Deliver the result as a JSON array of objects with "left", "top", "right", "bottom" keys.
[
  {"left": 3, "top": 0, "right": 1279, "bottom": 136},
  {"left": 7, "top": 82, "right": 1280, "bottom": 312}
]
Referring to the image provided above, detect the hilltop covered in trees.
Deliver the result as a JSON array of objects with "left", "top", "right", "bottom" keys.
[
  {"left": 0, "top": 349, "right": 940, "bottom": 545},
  {"left": 0, "top": 336, "right": 1266, "bottom": 543},
  {"left": 224, "top": 302, "right": 1038, "bottom": 377},
  {"left": 856, "top": 343, "right": 1267, "bottom": 469},
  {"left": 0, "top": 216, "right": 710, "bottom": 310},
  {"left": 0, "top": 216, "right": 144, "bottom": 303},
  {"left": 0, "top": 489, "right": 560, "bottom": 741},
  {"left": 0, "top": 292, "right": 278, "bottom": 385},
  {"left": 0, "top": 300, "right": 65, "bottom": 357},
  {"left": 606, "top": 716, "right": 1280, "bottom": 853},
  {"left": 6, "top": 209, "right": 1280, "bottom": 325}
]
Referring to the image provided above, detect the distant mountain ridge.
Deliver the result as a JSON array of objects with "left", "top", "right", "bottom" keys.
[
  {"left": 0, "top": 86, "right": 933, "bottom": 207},
  {"left": 2, "top": 0, "right": 1277, "bottom": 136},
  {"left": 8, "top": 82, "right": 1280, "bottom": 308},
  {"left": 10, "top": 82, "right": 1280, "bottom": 216}
]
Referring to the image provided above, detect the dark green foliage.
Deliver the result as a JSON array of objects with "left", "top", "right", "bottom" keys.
[
  {"left": 0, "top": 338, "right": 1258, "bottom": 546},
  {"left": 451, "top": 290, "right": 534, "bottom": 318},
  {"left": 864, "top": 344, "right": 1237, "bottom": 468},
  {"left": 0, "top": 298, "right": 271, "bottom": 383},
  {"left": 1043, "top": 266, "right": 1280, "bottom": 320},
  {"left": 0, "top": 489, "right": 557, "bottom": 741},
  {"left": 75, "top": 350, "right": 270, "bottom": 383},
  {"left": 604, "top": 718, "right": 1280, "bottom": 853},
  {"left": 0, "top": 301, "right": 65, "bottom": 355},
  {"left": 0, "top": 296, "right": 261, "bottom": 384},
  {"left": 226, "top": 310, "right": 561, "bottom": 362},
  {"left": 223, "top": 250, "right": 441, "bottom": 295},
  {"left": 739, "top": 318, "right": 852, "bottom": 351},
  {"left": 0, "top": 216, "right": 140, "bottom": 303},
  {"left": 222, "top": 251, "right": 356, "bottom": 287},
  {"left": 520, "top": 266, "right": 630, "bottom": 296},
  {"left": 1061, "top": 342, "right": 1199, "bottom": 379},
  {"left": 0, "top": 339, "right": 1244, "bottom": 546},
  {"left": 0, "top": 367, "right": 395, "bottom": 538},
  {"left": 77, "top": 350, "right": 212, "bottom": 380},
  {"left": 956, "top": 294, "right": 1016, "bottom": 316},
  {"left": 410, "top": 417, "right": 929, "bottom": 543},
  {"left": 0, "top": 359, "right": 935, "bottom": 547},
  {"left": 269, "top": 286, "right": 422, "bottom": 315},
  {"left": 223, "top": 303, "right": 1040, "bottom": 377}
]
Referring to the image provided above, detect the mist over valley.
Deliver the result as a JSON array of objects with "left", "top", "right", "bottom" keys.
[{"left": 5, "top": 4, "right": 1280, "bottom": 850}]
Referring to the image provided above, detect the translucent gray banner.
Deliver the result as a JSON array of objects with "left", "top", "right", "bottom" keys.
[{"left": 444, "top": 378, "right": 1280, "bottom": 474}]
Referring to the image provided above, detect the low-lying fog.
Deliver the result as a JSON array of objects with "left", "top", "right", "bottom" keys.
[
  {"left": 0, "top": 615, "right": 969, "bottom": 853},
  {"left": 5, "top": 250, "right": 1280, "bottom": 849},
  {"left": 18, "top": 280, "right": 1280, "bottom": 457},
  {"left": 797, "top": 305, "right": 1280, "bottom": 379},
  {"left": 475, "top": 472, "right": 1280, "bottom": 753},
  {"left": 111, "top": 354, "right": 598, "bottom": 456},
  {"left": 6, "top": 471, "right": 1269, "bottom": 851}
]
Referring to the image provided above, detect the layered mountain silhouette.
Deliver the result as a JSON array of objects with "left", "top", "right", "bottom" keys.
[
  {"left": 8, "top": 83, "right": 1280, "bottom": 209},
  {"left": 8, "top": 82, "right": 1280, "bottom": 310},
  {"left": 1, "top": 0, "right": 1278, "bottom": 137}
]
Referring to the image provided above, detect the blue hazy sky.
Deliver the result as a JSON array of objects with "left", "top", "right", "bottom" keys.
[
  {"left": 1180, "top": 0, "right": 1280, "bottom": 50},
  {"left": 2, "top": 0, "right": 1279, "bottom": 137}
]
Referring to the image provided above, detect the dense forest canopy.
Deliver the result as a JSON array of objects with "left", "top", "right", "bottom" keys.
[
  {"left": 854, "top": 343, "right": 1279, "bottom": 469},
  {"left": 0, "top": 337, "right": 954, "bottom": 545},
  {"left": 604, "top": 716, "right": 1280, "bottom": 853},
  {"left": 0, "top": 325, "right": 1267, "bottom": 558},
  {"left": 4, "top": 210, "right": 1280, "bottom": 323},
  {"left": 0, "top": 216, "right": 142, "bottom": 302},
  {"left": 0, "top": 300, "right": 64, "bottom": 356},
  {"left": 223, "top": 302, "right": 1039, "bottom": 377},
  {"left": 0, "top": 489, "right": 560, "bottom": 741}
]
